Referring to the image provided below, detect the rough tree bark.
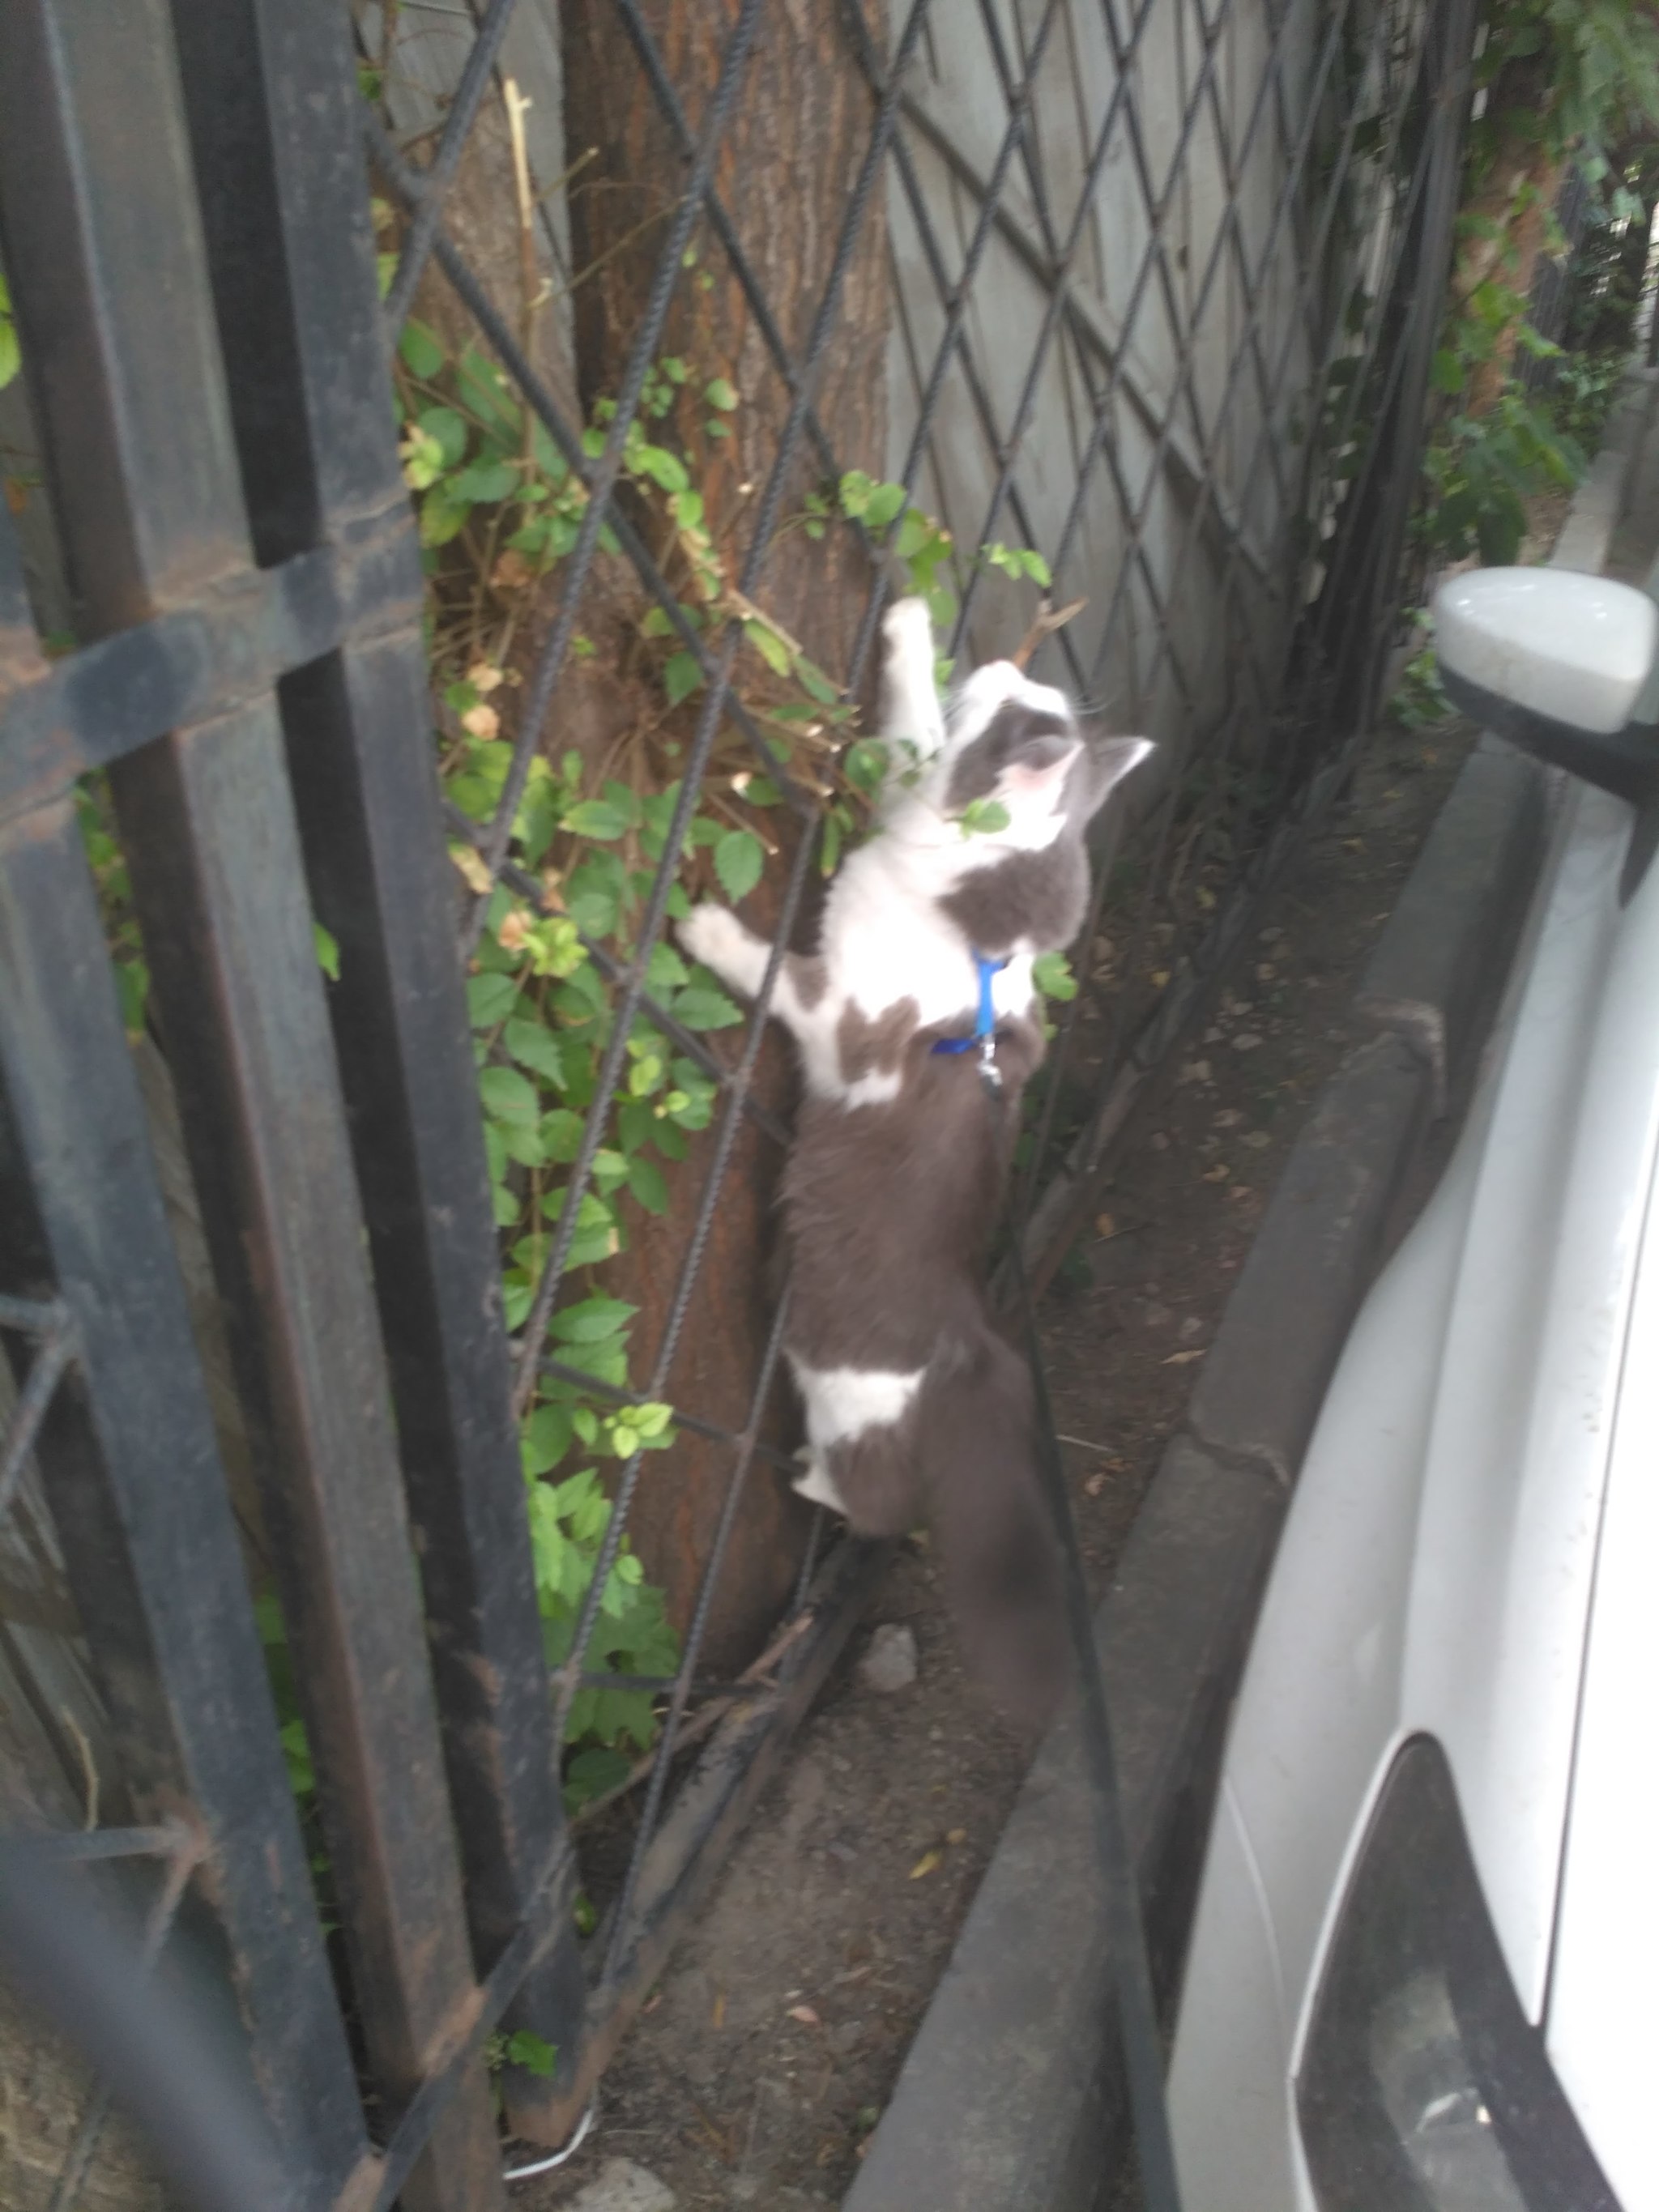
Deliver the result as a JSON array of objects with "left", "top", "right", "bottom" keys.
[
  {"left": 561, "top": 2, "right": 889, "bottom": 1668},
  {"left": 1452, "top": 49, "right": 1569, "bottom": 416}
]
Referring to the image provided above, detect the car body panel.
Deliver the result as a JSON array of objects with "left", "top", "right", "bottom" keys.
[
  {"left": 1170, "top": 771, "right": 1659, "bottom": 2210},
  {"left": 1546, "top": 1159, "right": 1659, "bottom": 2212}
]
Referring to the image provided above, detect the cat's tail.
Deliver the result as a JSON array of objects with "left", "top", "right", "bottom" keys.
[{"left": 918, "top": 1320, "right": 1073, "bottom": 1734}]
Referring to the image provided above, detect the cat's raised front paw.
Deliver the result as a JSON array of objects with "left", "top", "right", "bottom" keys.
[
  {"left": 881, "top": 595, "right": 934, "bottom": 656},
  {"left": 676, "top": 901, "right": 747, "bottom": 978}
]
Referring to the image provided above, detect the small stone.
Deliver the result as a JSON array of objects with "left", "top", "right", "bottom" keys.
[
  {"left": 564, "top": 2159, "right": 676, "bottom": 2212},
  {"left": 1149, "top": 1131, "right": 1170, "bottom": 1150},
  {"left": 1179, "top": 1315, "right": 1204, "bottom": 1341},
  {"left": 859, "top": 1623, "right": 918, "bottom": 1694},
  {"left": 1242, "top": 1129, "right": 1271, "bottom": 1149},
  {"left": 1231, "top": 1033, "right": 1263, "bottom": 1051},
  {"left": 1213, "top": 1107, "right": 1243, "bottom": 1128}
]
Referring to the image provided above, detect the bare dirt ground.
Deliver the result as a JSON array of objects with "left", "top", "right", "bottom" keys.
[{"left": 522, "top": 709, "right": 1476, "bottom": 2212}]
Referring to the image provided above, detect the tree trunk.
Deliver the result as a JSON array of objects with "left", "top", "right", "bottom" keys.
[
  {"left": 561, "top": 2, "right": 889, "bottom": 1669},
  {"left": 1454, "top": 53, "right": 1568, "bottom": 416}
]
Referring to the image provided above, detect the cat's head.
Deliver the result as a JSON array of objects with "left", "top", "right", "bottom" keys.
[
  {"left": 903, "top": 660, "right": 1154, "bottom": 956},
  {"left": 923, "top": 658, "right": 1152, "bottom": 852}
]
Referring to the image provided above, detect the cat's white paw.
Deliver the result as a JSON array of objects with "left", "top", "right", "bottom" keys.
[
  {"left": 881, "top": 596, "right": 934, "bottom": 657},
  {"left": 791, "top": 1447, "right": 848, "bottom": 1518},
  {"left": 677, "top": 901, "right": 747, "bottom": 978}
]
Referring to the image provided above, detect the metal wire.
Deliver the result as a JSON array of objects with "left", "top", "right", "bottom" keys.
[{"left": 360, "top": 0, "right": 1468, "bottom": 2041}]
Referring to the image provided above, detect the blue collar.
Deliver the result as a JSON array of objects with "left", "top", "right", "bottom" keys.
[{"left": 932, "top": 952, "right": 1009, "bottom": 1056}]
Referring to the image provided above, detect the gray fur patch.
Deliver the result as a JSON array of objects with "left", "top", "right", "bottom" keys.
[{"left": 945, "top": 701, "right": 1074, "bottom": 812}]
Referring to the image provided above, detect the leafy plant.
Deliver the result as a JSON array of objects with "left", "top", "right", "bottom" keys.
[
  {"left": 389, "top": 301, "right": 1055, "bottom": 1805},
  {"left": 1420, "top": 377, "right": 1582, "bottom": 565},
  {"left": 0, "top": 270, "right": 17, "bottom": 392},
  {"left": 1388, "top": 617, "right": 1453, "bottom": 731},
  {"left": 1471, "top": 0, "right": 1659, "bottom": 185},
  {"left": 53, "top": 249, "right": 1056, "bottom": 1820}
]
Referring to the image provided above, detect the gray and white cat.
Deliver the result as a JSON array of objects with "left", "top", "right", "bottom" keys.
[{"left": 679, "top": 598, "right": 1151, "bottom": 1727}]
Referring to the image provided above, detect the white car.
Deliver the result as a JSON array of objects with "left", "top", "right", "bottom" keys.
[{"left": 1167, "top": 565, "right": 1659, "bottom": 2212}]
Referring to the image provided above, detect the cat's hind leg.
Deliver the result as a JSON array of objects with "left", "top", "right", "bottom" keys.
[
  {"left": 790, "top": 1359, "right": 926, "bottom": 1537},
  {"left": 791, "top": 1445, "right": 848, "bottom": 1517}
]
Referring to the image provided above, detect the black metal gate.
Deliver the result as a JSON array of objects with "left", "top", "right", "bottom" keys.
[
  {"left": 0, "top": 2, "right": 588, "bottom": 2204},
  {"left": 0, "top": 2, "right": 1478, "bottom": 2206}
]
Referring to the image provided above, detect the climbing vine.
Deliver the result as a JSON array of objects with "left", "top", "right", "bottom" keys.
[
  {"left": 392, "top": 296, "right": 1060, "bottom": 1804},
  {"left": 2, "top": 209, "right": 1060, "bottom": 1823}
]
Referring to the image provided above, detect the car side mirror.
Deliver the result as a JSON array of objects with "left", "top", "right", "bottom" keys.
[{"left": 1433, "top": 567, "right": 1659, "bottom": 810}]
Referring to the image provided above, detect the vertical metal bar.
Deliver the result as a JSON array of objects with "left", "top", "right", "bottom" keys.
[
  {"left": 0, "top": 6, "right": 506, "bottom": 2203},
  {"left": 169, "top": 0, "right": 590, "bottom": 2131},
  {"left": 0, "top": 518, "right": 365, "bottom": 2206},
  {"left": 1341, "top": 0, "right": 1478, "bottom": 727}
]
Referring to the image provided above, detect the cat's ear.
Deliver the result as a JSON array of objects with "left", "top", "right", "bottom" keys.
[
  {"left": 1079, "top": 732, "right": 1154, "bottom": 817},
  {"left": 1000, "top": 727, "right": 1081, "bottom": 808}
]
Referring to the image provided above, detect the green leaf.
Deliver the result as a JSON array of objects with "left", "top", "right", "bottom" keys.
[
  {"left": 541, "top": 1108, "right": 585, "bottom": 1163},
  {"left": 479, "top": 1063, "right": 540, "bottom": 1124},
  {"left": 420, "top": 484, "right": 475, "bottom": 547},
  {"left": 504, "top": 2031, "right": 558, "bottom": 2078},
  {"left": 703, "top": 377, "right": 739, "bottom": 411},
  {"left": 313, "top": 922, "right": 340, "bottom": 982},
  {"left": 591, "top": 1148, "right": 629, "bottom": 1194},
  {"left": 1021, "top": 548, "right": 1053, "bottom": 586},
  {"left": 663, "top": 650, "right": 704, "bottom": 707},
  {"left": 744, "top": 618, "right": 792, "bottom": 679},
  {"left": 958, "top": 796, "right": 1010, "bottom": 839},
  {"left": 468, "top": 971, "right": 518, "bottom": 1029},
  {"left": 795, "top": 658, "right": 840, "bottom": 706},
  {"left": 714, "top": 828, "right": 765, "bottom": 902},
  {"left": 551, "top": 1297, "right": 638, "bottom": 1345},
  {"left": 625, "top": 1157, "right": 670, "bottom": 1214},
  {"left": 562, "top": 1745, "right": 633, "bottom": 1813},
  {"left": 1430, "top": 348, "right": 1465, "bottom": 394},
  {"left": 894, "top": 508, "right": 935, "bottom": 561},
  {"left": 632, "top": 442, "right": 689, "bottom": 494},
  {"left": 838, "top": 469, "right": 876, "bottom": 518},
  {"left": 564, "top": 799, "right": 630, "bottom": 840},
  {"left": 504, "top": 1016, "right": 565, "bottom": 1085},
  {"left": 864, "top": 480, "right": 907, "bottom": 531},
  {"left": 398, "top": 318, "right": 444, "bottom": 379},
  {"left": 416, "top": 405, "right": 468, "bottom": 468},
  {"left": 1032, "top": 951, "right": 1077, "bottom": 1002},
  {"left": 645, "top": 943, "right": 689, "bottom": 994},
  {"left": 672, "top": 982, "right": 744, "bottom": 1031},
  {"left": 498, "top": 1119, "right": 547, "bottom": 1170},
  {"left": 451, "top": 458, "right": 519, "bottom": 504},
  {"left": 522, "top": 1404, "right": 574, "bottom": 1477}
]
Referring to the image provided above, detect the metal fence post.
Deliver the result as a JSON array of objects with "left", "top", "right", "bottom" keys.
[
  {"left": 0, "top": 3, "right": 509, "bottom": 2201},
  {"left": 0, "top": 507, "right": 367, "bottom": 2209},
  {"left": 168, "top": 0, "right": 592, "bottom": 2134}
]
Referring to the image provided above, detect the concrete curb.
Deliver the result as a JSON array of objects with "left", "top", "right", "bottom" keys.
[{"left": 844, "top": 654, "right": 1586, "bottom": 2212}]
